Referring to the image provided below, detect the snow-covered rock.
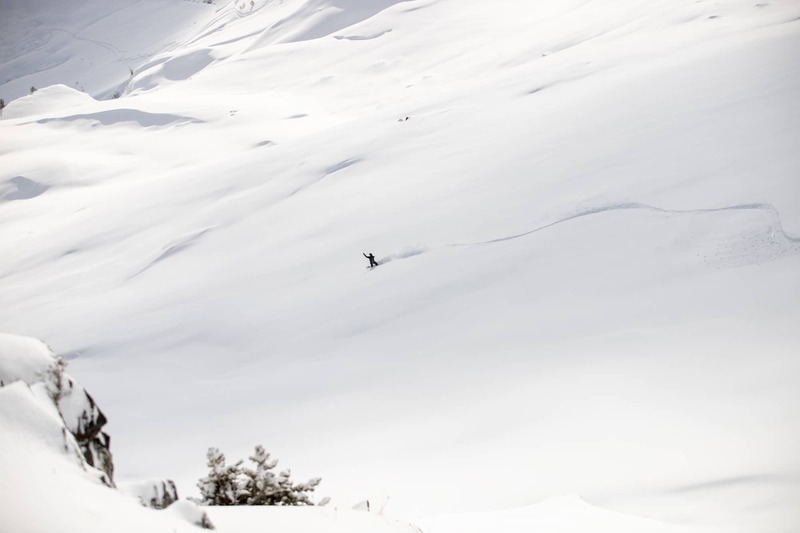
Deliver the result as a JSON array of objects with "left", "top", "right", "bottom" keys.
[
  {"left": 120, "top": 478, "right": 180, "bottom": 510},
  {"left": 166, "top": 500, "right": 216, "bottom": 530},
  {"left": 0, "top": 332, "right": 114, "bottom": 482},
  {"left": 0, "top": 333, "right": 214, "bottom": 532}
]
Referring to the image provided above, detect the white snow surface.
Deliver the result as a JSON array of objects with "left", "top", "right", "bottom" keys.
[
  {"left": 0, "top": 331, "right": 55, "bottom": 385},
  {"left": 2, "top": 0, "right": 800, "bottom": 532},
  {"left": 418, "top": 494, "right": 709, "bottom": 533},
  {"left": 206, "top": 505, "right": 421, "bottom": 533}
]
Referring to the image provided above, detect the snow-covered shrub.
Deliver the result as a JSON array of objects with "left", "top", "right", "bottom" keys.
[
  {"left": 196, "top": 445, "right": 322, "bottom": 506},
  {"left": 197, "top": 448, "right": 248, "bottom": 505}
]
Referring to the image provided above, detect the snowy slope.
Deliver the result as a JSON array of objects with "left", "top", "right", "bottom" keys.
[
  {"left": 2, "top": 0, "right": 799, "bottom": 532},
  {"left": 0, "top": 0, "right": 220, "bottom": 102}
]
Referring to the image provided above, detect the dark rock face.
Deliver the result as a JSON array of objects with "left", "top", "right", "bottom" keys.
[
  {"left": 0, "top": 335, "right": 115, "bottom": 485},
  {"left": 46, "top": 357, "right": 115, "bottom": 484}
]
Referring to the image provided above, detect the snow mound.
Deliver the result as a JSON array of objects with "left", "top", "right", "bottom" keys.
[
  {"left": 418, "top": 494, "right": 702, "bottom": 533},
  {"left": 132, "top": 48, "right": 217, "bottom": 94},
  {"left": 2, "top": 84, "right": 96, "bottom": 119},
  {"left": 0, "top": 332, "right": 56, "bottom": 385}
]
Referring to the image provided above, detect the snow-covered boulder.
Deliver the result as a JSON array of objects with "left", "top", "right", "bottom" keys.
[
  {"left": 0, "top": 332, "right": 114, "bottom": 483},
  {"left": 120, "top": 478, "right": 180, "bottom": 509},
  {"left": 0, "top": 380, "right": 110, "bottom": 487},
  {"left": 166, "top": 500, "right": 216, "bottom": 530}
]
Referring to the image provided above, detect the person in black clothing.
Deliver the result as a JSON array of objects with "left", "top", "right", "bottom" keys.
[{"left": 363, "top": 253, "right": 378, "bottom": 268}]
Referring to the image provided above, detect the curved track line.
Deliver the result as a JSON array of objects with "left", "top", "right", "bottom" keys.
[{"left": 449, "top": 202, "right": 800, "bottom": 248}]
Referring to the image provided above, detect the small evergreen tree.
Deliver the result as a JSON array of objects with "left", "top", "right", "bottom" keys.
[
  {"left": 242, "top": 445, "right": 279, "bottom": 505},
  {"left": 197, "top": 448, "right": 247, "bottom": 505},
  {"left": 30, "top": 86, "right": 37, "bottom": 94},
  {"left": 196, "top": 445, "right": 321, "bottom": 506}
]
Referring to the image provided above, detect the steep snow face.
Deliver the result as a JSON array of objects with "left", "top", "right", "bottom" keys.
[{"left": 1, "top": 0, "right": 799, "bottom": 532}]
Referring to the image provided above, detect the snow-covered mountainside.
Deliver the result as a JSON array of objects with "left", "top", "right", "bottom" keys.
[{"left": 1, "top": 0, "right": 799, "bottom": 531}]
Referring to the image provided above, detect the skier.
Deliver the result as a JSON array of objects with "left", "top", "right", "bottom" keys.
[{"left": 363, "top": 252, "right": 378, "bottom": 268}]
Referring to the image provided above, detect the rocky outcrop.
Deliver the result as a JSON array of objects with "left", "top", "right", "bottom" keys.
[
  {"left": 0, "top": 332, "right": 215, "bottom": 530},
  {"left": 0, "top": 333, "right": 114, "bottom": 484}
]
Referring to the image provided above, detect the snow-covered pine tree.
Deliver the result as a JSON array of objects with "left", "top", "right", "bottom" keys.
[
  {"left": 196, "top": 448, "right": 247, "bottom": 505},
  {"left": 243, "top": 445, "right": 321, "bottom": 505},
  {"left": 243, "top": 444, "right": 278, "bottom": 505},
  {"left": 198, "top": 444, "right": 322, "bottom": 505},
  {"left": 274, "top": 468, "right": 321, "bottom": 506}
]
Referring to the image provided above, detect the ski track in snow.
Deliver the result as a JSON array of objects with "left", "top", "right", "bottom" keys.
[
  {"left": 48, "top": 27, "right": 124, "bottom": 55},
  {"left": 455, "top": 203, "right": 800, "bottom": 246},
  {"left": 379, "top": 202, "right": 800, "bottom": 266}
]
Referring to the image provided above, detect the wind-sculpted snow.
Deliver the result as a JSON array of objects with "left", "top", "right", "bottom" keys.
[
  {"left": 0, "top": 84, "right": 96, "bottom": 119},
  {"left": 35, "top": 109, "right": 203, "bottom": 128},
  {"left": 246, "top": 0, "right": 412, "bottom": 48},
  {"left": 0, "top": 176, "right": 50, "bottom": 201},
  {"left": 334, "top": 29, "right": 393, "bottom": 41},
  {"left": 132, "top": 227, "right": 216, "bottom": 278},
  {"left": 132, "top": 49, "right": 216, "bottom": 92},
  {"left": 289, "top": 157, "right": 363, "bottom": 196}
]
